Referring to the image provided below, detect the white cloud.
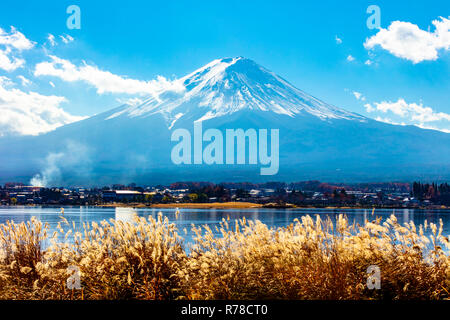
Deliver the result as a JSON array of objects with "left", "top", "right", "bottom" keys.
[
  {"left": 346, "top": 55, "right": 355, "bottom": 62},
  {"left": 60, "top": 34, "right": 74, "bottom": 44},
  {"left": 352, "top": 91, "right": 366, "bottom": 101},
  {"left": 367, "top": 98, "right": 450, "bottom": 133},
  {"left": 0, "top": 48, "right": 25, "bottom": 71},
  {"left": 34, "top": 55, "right": 185, "bottom": 97},
  {"left": 47, "top": 34, "right": 56, "bottom": 47},
  {"left": 374, "top": 115, "right": 450, "bottom": 133},
  {"left": 0, "top": 76, "right": 13, "bottom": 87},
  {"left": 46, "top": 34, "right": 74, "bottom": 47},
  {"left": 364, "top": 59, "right": 373, "bottom": 66},
  {"left": 17, "top": 75, "right": 31, "bottom": 86},
  {"left": 335, "top": 35, "right": 342, "bottom": 44},
  {"left": 0, "top": 27, "right": 34, "bottom": 72},
  {"left": 415, "top": 123, "right": 450, "bottom": 133},
  {"left": 369, "top": 99, "right": 450, "bottom": 122},
  {"left": 375, "top": 117, "right": 406, "bottom": 126},
  {"left": 49, "top": 81, "right": 55, "bottom": 88},
  {"left": 0, "top": 26, "right": 34, "bottom": 51},
  {"left": 0, "top": 82, "right": 85, "bottom": 136},
  {"left": 364, "top": 16, "right": 450, "bottom": 63},
  {"left": 364, "top": 103, "right": 375, "bottom": 112}
]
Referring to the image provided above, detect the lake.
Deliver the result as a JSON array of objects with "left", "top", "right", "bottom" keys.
[{"left": 0, "top": 206, "right": 449, "bottom": 248}]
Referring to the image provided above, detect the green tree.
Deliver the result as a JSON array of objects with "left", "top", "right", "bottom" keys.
[
  {"left": 145, "top": 194, "right": 153, "bottom": 203},
  {"left": 188, "top": 193, "right": 199, "bottom": 202}
]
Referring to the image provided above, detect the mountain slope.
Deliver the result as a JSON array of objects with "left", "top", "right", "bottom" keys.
[
  {"left": 0, "top": 57, "right": 449, "bottom": 186},
  {"left": 107, "top": 57, "right": 365, "bottom": 126}
]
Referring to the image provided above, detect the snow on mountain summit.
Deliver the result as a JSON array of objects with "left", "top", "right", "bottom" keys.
[{"left": 107, "top": 57, "right": 366, "bottom": 126}]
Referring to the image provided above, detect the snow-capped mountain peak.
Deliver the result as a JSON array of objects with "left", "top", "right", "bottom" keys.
[{"left": 107, "top": 57, "right": 366, "bottom": 126}]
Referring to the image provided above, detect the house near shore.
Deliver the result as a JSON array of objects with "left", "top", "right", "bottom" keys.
[{"left": 102, "top": 190, "right": 143, "bottom": 202}]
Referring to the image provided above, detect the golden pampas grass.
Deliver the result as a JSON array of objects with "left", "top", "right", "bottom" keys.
[{"left": 0, "top": 212, "right": 448, "bottom": 300}]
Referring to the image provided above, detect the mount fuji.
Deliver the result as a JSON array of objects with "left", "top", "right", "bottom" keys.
[{"left": 1, "top": 57, "right": 449, "bottom": 186}]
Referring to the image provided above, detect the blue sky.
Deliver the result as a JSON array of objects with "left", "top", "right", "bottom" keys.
[{"left": 0, "top": 0, "right": 449, "bottom": 135}]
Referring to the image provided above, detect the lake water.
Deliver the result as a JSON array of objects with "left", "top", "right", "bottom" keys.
[{"left": 0, "top": 206, "right": 449, "bottom": 248}]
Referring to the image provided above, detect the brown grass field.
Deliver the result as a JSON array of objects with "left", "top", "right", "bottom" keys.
[{"left": 0, "top": 212, "right": 448, "bottom": 300}]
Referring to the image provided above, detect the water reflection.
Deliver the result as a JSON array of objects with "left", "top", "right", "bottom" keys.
[{"left": 115, "top": 207, "right": 137, "bottom": 223}]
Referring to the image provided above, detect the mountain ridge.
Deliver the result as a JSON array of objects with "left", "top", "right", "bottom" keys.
[{"left": 105, "top": 57, "right": 366, "bottom": 127}]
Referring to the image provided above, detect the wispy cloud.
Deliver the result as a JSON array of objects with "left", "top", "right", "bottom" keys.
[
  {"left": 115, "top": 97, "right": 144, "bottom": 107},
  {"left": 346, "top": 55, "right": 355, "bottom": 62},
  {"left": 59, "top": 34, "right": 74, "bottom": 44},
  {"left": 352, "top": 91, "right": 366, "bottom": 101},
  {"left": 364, "top": 16, "right": 450, "bottom": 63},
  {"left": 335, "top": 35, "right": 342, "bottom": 44},
  {"left": 17, "top": 75, "right": 31, "bottom": 86},
  {"left": 47, "top": 34, "right": 56, "bottom": 47},
  {"left": 34, "top": 55, "right": 185, "bottom": 97},
  {"left": 46, "top": 33, "right": 73, "bottom": 47},
  {"left": 0, "top": 76, "right": 13, "bottom": 86}
]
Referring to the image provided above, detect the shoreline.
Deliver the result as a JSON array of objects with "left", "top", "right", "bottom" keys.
[
  {"left": 98, "top": 203, "right": 450, "bottom": 210},
  {"left": 1, "top": 202, "right": 448, "bottom": 210},
  {"left": 98, "top": 202, "right": 264, "bottom": 209}
]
